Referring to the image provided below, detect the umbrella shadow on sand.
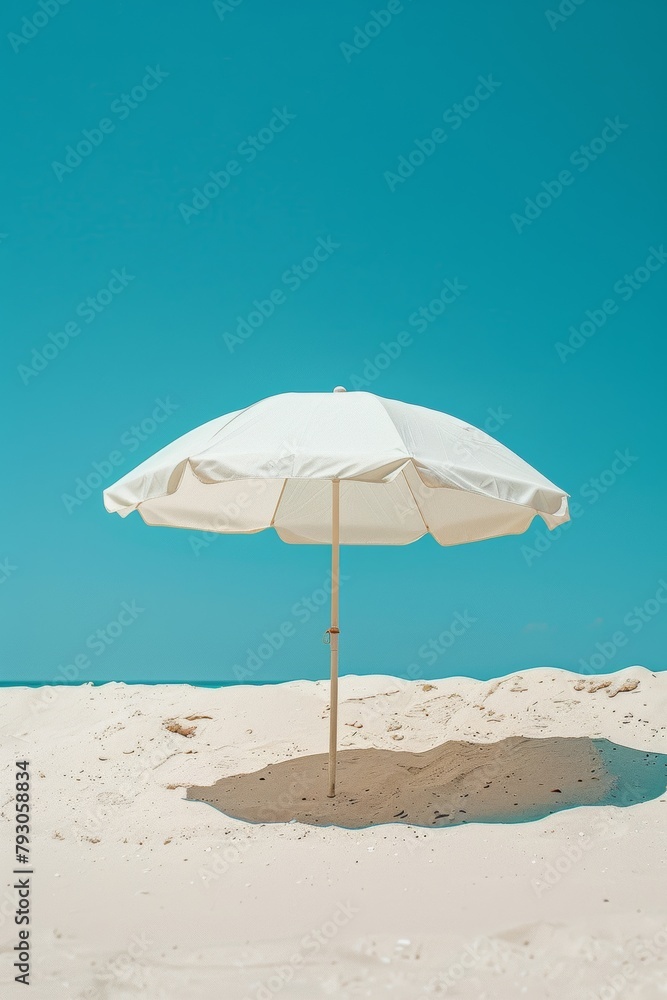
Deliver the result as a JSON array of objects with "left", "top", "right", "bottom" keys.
[{"left": 186, "top": 736, "right": 667, "bottom": 828}]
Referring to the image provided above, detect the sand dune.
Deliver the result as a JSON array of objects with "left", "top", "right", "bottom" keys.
[{"left": 1, "top": 665, "right": 666, "bottom": 998}]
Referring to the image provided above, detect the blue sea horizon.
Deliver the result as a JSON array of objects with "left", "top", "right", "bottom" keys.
[{"left": 0, "top": 663, "right": 654, "bottom": 689}]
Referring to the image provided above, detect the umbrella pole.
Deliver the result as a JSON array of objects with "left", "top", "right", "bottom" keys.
[{"left": 327, "top": 479, "right": 340, "bottom": 797}]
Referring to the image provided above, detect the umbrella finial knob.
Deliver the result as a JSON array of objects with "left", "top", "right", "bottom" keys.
[{"left": 333, "top": 385, "right": 346, "bottom": 393}]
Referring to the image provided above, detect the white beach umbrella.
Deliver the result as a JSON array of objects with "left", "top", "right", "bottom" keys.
[{"left": 103, "top": 388, "right": 569, "bottom": 795}]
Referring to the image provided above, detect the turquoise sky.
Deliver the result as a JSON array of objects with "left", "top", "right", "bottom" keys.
[{"left": 2, "top": 1, "right": 666, "bottom": 684}]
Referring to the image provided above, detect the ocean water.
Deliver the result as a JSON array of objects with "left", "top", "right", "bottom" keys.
[{"left": 0, "top": 680, "right": 279, "bottom": 688}]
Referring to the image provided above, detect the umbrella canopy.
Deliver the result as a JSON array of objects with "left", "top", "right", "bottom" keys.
[
  {"left": 103, "top": 388, "right": 569, "bottom": 795},
  {"left": 104, "top": 388, "right": 568, "bottom": 543}
]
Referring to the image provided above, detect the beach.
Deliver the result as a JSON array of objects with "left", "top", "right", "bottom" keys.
[{"left": 1, "top": 665, "right": 666, "bottom": 998}]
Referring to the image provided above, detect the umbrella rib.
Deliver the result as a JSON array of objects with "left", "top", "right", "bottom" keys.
[
  {"left": 269, "top": 478, "right": 288, "bottom": 527},
  {"left": 403, "top": 467, "right": 432, "bottom": 536}
]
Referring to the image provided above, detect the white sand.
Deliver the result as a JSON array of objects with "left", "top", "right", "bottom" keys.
[{"left": 1, "top": 665, "right": 666, "bottom": 998}]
